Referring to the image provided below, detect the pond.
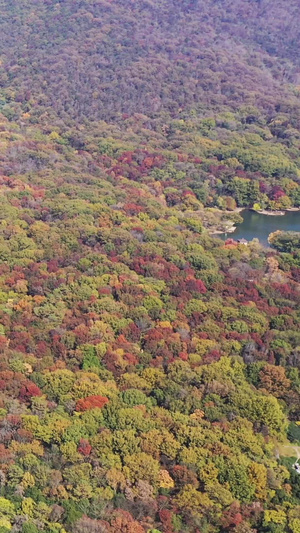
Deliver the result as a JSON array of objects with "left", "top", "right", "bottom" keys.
[{"left": 220, "top": 209, "right": 300, "bottom": 246}]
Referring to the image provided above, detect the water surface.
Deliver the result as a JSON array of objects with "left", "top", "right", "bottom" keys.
[{"left": 220, "top": 209, "right": 300, "bottom": 246}]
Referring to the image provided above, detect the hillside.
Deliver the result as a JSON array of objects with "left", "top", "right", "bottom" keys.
[
  {"left": 1, "top": 0, "right": 300, "bottom": 121},
  {"left": 0, "top": 1, "right": 300, "bottom": 533}
]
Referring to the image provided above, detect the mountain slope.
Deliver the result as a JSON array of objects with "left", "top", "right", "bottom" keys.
[
  {"left": 0, "top": 2, "right": 300, "bottom": 533},
  {"left": 1, "top": 0, "right": 300, "bottom": 121}
]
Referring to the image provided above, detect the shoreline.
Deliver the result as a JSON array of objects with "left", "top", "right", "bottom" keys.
[
  {"left": 254, "top": 207, "right": 300, "bottom": 216},
  {"left": 230, "top": 207, "right": 300, "bottom": 216},
  {"left": 210, "top": 225, "right": 237, "bottom": 236},
  {"left": 256, "top": 209, "right": 285, "bottom": 216},
  {"left": 209, "top": 206, "right": 300, "bottom": 237}
]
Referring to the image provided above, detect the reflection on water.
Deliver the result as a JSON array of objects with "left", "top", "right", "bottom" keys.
[{"left": 220, "top": 210, "right": 300, "bottom": 246}]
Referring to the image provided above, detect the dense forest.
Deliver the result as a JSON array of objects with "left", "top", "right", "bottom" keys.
[{"left": 1, "top": 0, "right": 300, "bottom": 532}]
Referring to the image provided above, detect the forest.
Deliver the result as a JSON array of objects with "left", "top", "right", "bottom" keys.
[{"left": 0, "top": 0, "right": 300, "bottom": 532}]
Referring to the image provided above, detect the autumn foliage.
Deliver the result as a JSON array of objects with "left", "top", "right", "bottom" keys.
[
  {"left": 75, "top": 395, "right": 109, "bottom": 412},
  {"left": 0, "top": 0, "right": 299, "bottom": 532}
]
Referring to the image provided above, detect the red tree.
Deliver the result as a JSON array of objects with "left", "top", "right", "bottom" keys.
[{"left": 76, "top": 395, "right": 109, "bottom": 412}]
